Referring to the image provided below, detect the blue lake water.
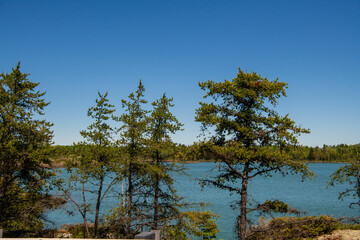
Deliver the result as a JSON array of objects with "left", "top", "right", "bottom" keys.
[{"left": 47, "top": 162, "right": 359, "bottom": 239}]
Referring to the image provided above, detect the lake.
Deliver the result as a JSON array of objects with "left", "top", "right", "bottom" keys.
[{"left": 47, "top": 162, "right": 358, "bottom": 239}]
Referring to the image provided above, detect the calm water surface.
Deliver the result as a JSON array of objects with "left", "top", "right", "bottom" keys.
[{"left": 47, "top": 162, "right": 359, "bottom": 239}]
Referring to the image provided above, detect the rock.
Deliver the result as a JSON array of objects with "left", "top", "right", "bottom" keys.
[
  {"left": 318, "top": 230, "right": 360, "bottom": 240},
  {"left": 54, "top": 229, "right": 72, "bottom": 238}
]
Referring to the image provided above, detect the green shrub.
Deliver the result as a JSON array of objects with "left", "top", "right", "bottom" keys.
[
  {"left": 63, "top": 223, "right": 123, "bottom": 239},
  {"left": 337, "top": 217, "right": 360, "bottom": 231},
  {"left": 3, "top": 229, "right": 57, "bottom": 238},
  {"left": 248, "top": 215, "right": 338, "bottom": 240}
]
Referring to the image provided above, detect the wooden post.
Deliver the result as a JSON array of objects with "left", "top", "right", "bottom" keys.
[
  {"left": 150, "top": 230, "right": 160, "bottom": 240},
  {"left": 134, "top": 231, "right": 155, "bottom": 239},
  {"left": 0, "top": 229, "right": 3, "bottom": 238},
  {"left": 134, "top": 230, "right": 160, "bottom": 240}
]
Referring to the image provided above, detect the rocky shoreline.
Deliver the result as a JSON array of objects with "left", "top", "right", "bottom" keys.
[{"left": 318, "top": 230, "right": 360, "bottom": 240}]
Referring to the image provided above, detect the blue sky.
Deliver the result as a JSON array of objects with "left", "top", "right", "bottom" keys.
[{"left": 1, "top": 0, "right": 359, "bottom": 146}]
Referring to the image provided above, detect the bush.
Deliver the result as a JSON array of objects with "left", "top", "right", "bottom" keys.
[
  {"left": 3, "top": 229, "right": 57, "bottom": 238},
  {"left": 337, "top": 217, "right": 360, "bottom": 230},
  {"left": 63, "top": 222, "right": 124, "bottom": 239},
  {"left": 248, "top": 215, "right": 338, "bottom": 240}
]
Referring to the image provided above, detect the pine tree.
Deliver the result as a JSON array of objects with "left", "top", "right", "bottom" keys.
[
  {"left": 0, "top": 62, "right": 53, "bottom": 231},
  {"left": 195, "top": 68, "right": 312, "bottom": 240},
  {"left": 113, "top": 80, "right": 150, "bottom": 238},
  {"left": 144, "top": 94, "right": 220, "bottom": 239},
  {"left": 108, "top": 84, "right": 220, "bottom": 239},
  {"left": 82, "top": 92, "right": 118, "bottom": 237},
  {"left": 55, "top": 92, "right": 119, "bottom": 238},
  {"left": 146, "top": 93, "right": 184, "bottom": 229}
]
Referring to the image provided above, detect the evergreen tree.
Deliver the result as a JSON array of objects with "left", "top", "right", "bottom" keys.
[
  {"left": 113, "top": 80, "right": 150, "bottom": 238},
  {"left": 0, "top": 62, "right": 53, "bottom": 231},
  {"left": 108, "top": 82, "right": 220, "bottom": 239},
  {"left": 195, "top": 68, "right": 312, "bottom": 240},
  {"left": 146, "top": 93, "right": 184, "bottom": 229},
  {"left": 55, "top": 92, "right": 119, "bottom": 238},
  {"left": 82, "top": 91, "right": 118, "bottom": 237}
]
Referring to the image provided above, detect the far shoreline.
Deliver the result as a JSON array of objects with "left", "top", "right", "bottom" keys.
[{"left": 46, "top": 159, "right": 350, "bottom": 169}]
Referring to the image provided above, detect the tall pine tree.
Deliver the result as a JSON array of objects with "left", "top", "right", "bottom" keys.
[
  {"left": 55, "top": 92, "right": 119, "bottom": 238},
  {"left": 113, "top": 80, "right": 149, "bottom": 238},
  {"left": 195, "top": 68, "right": 312, "bottom": 240},
  {"left": 0, "top": 62, "right": 53, "bottom": 231},
  {"left": 147, "top": 93, "right": 184, "bottom": 229},
  {"left": 144, "top": 94, "right": 220, "bottom": 240}
]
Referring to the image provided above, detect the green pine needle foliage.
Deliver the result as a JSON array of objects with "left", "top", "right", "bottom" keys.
[
  {"left": 195, "top": 68, "right": 313, "bottom": 239},
  {"left": 0, "top": 62, "right": 54, "bottom": 231}
]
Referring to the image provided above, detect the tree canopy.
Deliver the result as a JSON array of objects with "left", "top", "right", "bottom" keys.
[
  {"left": 0, "top": 62, "right": 53, "bottom": 231},
  {"left": 55, "top": 92, "right": 120, "bottom": 238},
  {"left": 195, "top": 68, "right": 312, "bottom": 239},
  {"left": 112, "top": 80, "right": 150, "bottom": 237},
  {"left": 146, "top": 94, "right": 184, "bottom": 229}
]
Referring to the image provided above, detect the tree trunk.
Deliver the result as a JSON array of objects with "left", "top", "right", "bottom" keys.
[
  {"left": 357, "top": 151, "right": 360, "bottom": 200},
  {"left": 239, "top": 162, "right": 249, "bottom": 240},
  {"left": 81, "top": 173, "right": 91, "bottom": 238},
  {"left": 94, "top": 170, "right": 104, "bottom": 238},
  {"left": 126, "top": 162, "right": 133, "bottom": 238},
  {"left": 81, "top": 213, "right": 90, "bottom": 239},
  {"left": 153, "top": 153, "right": 160, "bottom": 229},
  {"left": 153, "top": 177, "right": 159, "bottom": 229},
  {"left": 357, "top": 171, "right": 360, "bottom": 200}
]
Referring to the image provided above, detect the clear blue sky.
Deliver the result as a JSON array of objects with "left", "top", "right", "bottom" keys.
[{"left": 1, "top": 0, "right": 359, "bottom": 146}]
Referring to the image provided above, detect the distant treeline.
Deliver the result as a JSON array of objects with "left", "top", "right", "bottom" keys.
[
  {"left": 50, "top": 143, "right": 360, "bottom": 163},
  {"left": 289, "top": 144, "right": 360, "bottom": 162}
]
